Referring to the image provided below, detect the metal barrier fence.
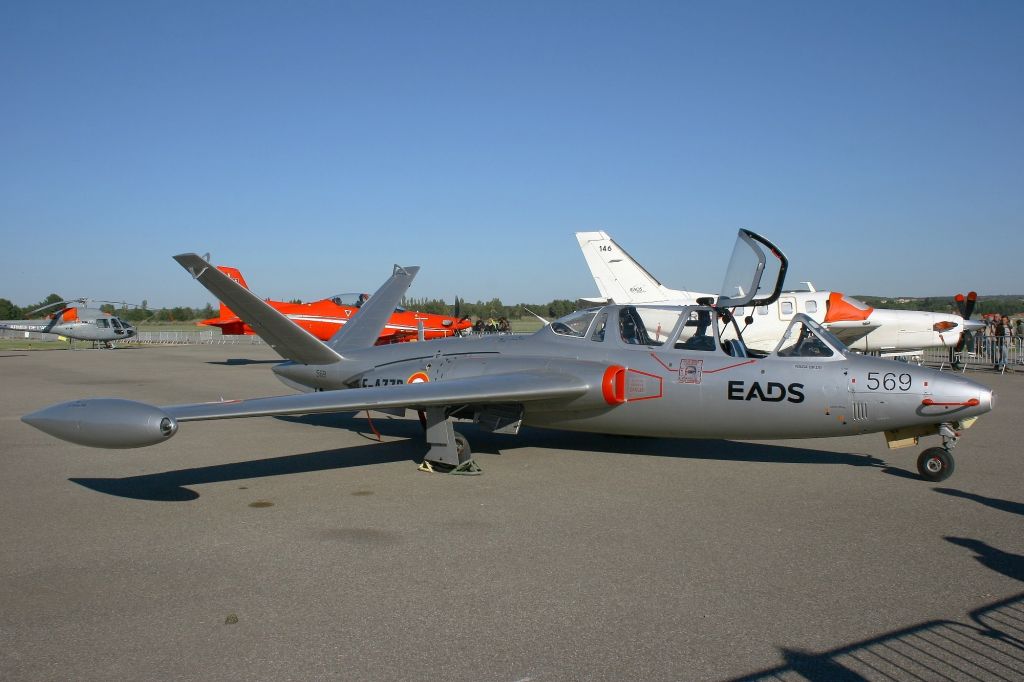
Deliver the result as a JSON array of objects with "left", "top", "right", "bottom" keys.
[
  {"left": 920, "top": 337, "right": 1023, "bottom": 372},
  {"left": 0, "top": 328, "right": 266, "bottom": 346},
  {"left": 132, "top": 330, "right": 267, "bottom": 345},
  {"left": 0, "top": 329, "right": 55, "bottom": 341}
]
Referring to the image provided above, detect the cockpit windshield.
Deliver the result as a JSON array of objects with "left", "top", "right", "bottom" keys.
[
  {"left": 330, "top": 293, "right": 406, "bottom": 312},
  {"left": 842, "top": 295, "right": 871, "bottom": 311},
  {"left": 773, "top": 314, "right": 846, "bottom": 358},
  {"left": 550, "top": 309, "right": 600, "bottom": 338},
  {"left": 330, "top": 293, "right": 370, "bottom": 307}
]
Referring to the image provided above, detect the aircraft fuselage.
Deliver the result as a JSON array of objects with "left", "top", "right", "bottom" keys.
[{"left": 271, "top": 318, "right": 991, "bottom": 442}]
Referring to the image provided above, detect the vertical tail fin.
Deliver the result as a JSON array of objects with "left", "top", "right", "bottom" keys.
[
  {"left": 575, "top": 231, "right": 697, "bottom": 303},
  {"left": 327, "top": 265, "right": 420, "bottom": 352},
  {"left": 214, "top": 266, "right": 249, "bottom": 319}
]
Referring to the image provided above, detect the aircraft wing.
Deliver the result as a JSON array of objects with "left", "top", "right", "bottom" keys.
[
  {"left": 165, "top": 371, "right": 587, "bottom": 422},
  {"left": 22, "top": 372, "right": 591, "bottom": 448},
  {"left": 174, "top": 253, "right": 342, "bottom": 365},
  {"left": 825, "top": 321, "right": 880, "bottom": 347}
]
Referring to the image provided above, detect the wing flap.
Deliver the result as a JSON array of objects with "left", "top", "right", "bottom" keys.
[{"left": 165, "top": 371, "right": 588, "bottom": 422}]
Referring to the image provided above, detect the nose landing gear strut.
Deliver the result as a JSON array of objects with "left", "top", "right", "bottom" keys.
[{"left": 916, "top": 422, "right": 962, "bottom": 482}]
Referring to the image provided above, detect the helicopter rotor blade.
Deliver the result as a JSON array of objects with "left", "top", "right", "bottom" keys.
[{"left": 26, "top": 299, "right": 80, "bottom": 316}]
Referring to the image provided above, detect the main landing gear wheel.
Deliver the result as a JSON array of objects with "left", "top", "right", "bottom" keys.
[
  {"left": 917, "top": 447, "right": 955, "bottom": 482},
  {"left": 418, "top": 432, "right": 481, "bottom": 475},
  {"left": 454, "top": 433, "right": 470, "bottom": 460},
  {"left": 418, "top": 406, "right": 483, "bottom": 475}
]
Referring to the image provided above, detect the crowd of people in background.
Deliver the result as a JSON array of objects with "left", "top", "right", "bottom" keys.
[
  {"left": 470, "top": 316, "right": 511, "bottom": 334},
  {"left": 976, "top": 314, "right": 1019, "bottom": 371}
]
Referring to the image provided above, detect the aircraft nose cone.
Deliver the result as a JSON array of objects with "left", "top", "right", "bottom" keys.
[
  {"left": 21, "top": 409, "right": 47, "bottom": 430},
  {"left": 962, "top": 319, "right": 986, "bottom": 332},
  {"left": 923, "top": 375, "right": 995, "bottom": 419},
  {"left": 983, "top": 387, "right": 995, "bottom": 412}
]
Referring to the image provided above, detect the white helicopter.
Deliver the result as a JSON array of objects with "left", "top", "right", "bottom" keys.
[{"left": 0, "top": 299, "right": 137, "bottom": 348}]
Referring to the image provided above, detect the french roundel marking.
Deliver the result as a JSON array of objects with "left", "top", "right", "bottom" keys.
[{"left": 407, "top": 371, "right": 430, "bottom": 384}]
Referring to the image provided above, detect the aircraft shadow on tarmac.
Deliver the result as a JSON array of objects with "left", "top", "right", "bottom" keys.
[
  {"left": 70, "top": 413, "right": 895, "bottom": 503},
  {"left": 732, "top": 538, "right": 1024, "bottom": 681},
  {"left": 70, "top": 439, "right": 421, "bottom": 502},
  {"left": 282, "top": 412, "right": 891, "bottom": 468},
  {"left": 933, "top": 487, "right": 1024, "bottom": 518},
  {"left": 206, "top": 358, "right": 283, "bottom": 366}
]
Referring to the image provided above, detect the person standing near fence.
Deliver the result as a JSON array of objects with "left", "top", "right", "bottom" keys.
[{"left": 994, "top": 315, "right": 1012, "bottom": 371}]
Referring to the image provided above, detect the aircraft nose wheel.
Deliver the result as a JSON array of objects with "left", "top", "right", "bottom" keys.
[{"left": 917, "top": 447, "right": 955, "bottom": 482}]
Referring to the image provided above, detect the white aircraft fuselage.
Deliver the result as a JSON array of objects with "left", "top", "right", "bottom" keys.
[{"left": 576, "top": 231, "right": 979, "bottom": 354}]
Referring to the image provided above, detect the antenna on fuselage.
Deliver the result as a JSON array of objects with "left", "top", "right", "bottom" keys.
[{"left": 524, "top": 308, "right": 550, "bottom": 325}]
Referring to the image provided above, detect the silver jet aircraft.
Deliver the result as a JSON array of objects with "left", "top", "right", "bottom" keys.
[
  {"left": 1, "top": 299, "right": 136, "bottom": 347},
  {"left": 22, "top": 231, "right": 992, "bottom": 482}
]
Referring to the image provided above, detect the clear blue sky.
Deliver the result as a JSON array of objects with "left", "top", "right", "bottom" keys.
[{"left": 2, "top": 1, "right": 1022, "bottom": 308}]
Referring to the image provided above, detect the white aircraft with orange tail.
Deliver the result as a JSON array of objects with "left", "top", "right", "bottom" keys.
[
  {"left": 198, "top": 263, "right": 472, "bottom": 344},
  {"left": 576, "top": 231, "right": 982, "bottom": 355}
]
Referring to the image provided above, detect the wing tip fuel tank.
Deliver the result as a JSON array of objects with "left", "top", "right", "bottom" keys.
[{"left": 22, "top": 398, "right": 178, "bottom": 448}]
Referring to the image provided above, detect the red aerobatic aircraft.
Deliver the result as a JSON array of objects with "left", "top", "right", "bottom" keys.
[{"left": 199, "top": 266, "right": 472, "bottom": 344}]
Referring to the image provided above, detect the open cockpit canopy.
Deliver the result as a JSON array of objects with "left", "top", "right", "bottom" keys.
[{"left": 716, "top": 229, "right": 788, "bottom": 309}]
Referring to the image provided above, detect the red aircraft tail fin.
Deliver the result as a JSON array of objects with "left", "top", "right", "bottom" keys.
[
  {"left": 216, "top": 266, "right": 249, "bottom": 290},
  {"left": 214, "top": 266, "right": 249, "bottom": 320}
]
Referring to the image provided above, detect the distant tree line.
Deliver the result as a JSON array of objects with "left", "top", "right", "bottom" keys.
[
  {"left": 3, "top": 292, "right": 1021, "bottom": 324},
  {"left": 855, "top": 295, "right": 1024, "bottom": 317},
  {"left": 401, "top": 297, "right": 580, "bottom": 321}
]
